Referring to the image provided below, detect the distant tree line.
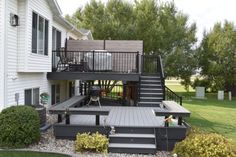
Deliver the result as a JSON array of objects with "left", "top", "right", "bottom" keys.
[{"left": 66, "top": 0, "right": 236, "bottom": 96}]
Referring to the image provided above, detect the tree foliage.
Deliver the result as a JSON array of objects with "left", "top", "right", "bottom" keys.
[
  {"left": 66, "top": 0, "right": 197, "bottom": 86},
  {"left": 198, "top": 21, "right": 236, "bottom": 94}
]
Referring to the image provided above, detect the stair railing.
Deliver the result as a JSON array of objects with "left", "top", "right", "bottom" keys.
[
  {"left": 158, "top": 55, "right": 165, "bottom": 101},
  {"left": 158, "top": 55, "right": 183, "bottom": 106},
  {"left": 164, "top": 86, "right": 183, "bottom": 106}
]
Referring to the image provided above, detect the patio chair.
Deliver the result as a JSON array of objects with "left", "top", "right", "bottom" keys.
[{"left": 57, "top": 50, "right": 69, "bottom": 71}]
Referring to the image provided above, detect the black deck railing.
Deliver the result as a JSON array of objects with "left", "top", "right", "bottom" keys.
[
  {"left": 164, "top": 86, "right": 183, "bottom": 105},
  {"left": 52, "top": 50, "right": 140, "bottom": 73},
  {"left": 156, "top": 55, "right": 183, "bottom": 106}
]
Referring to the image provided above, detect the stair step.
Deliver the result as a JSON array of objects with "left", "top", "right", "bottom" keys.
[
  {"left": 141, "top": 76, "right": 160, "bottom": 79},
  {"left": 108, "top": 143, "right": 157, "bottom": 154},
  {"left": 140, "top": 96, "right": 163, "bottom": 100},
  {"left": 141, "top": 88, "right": 162, "bottom": 90},
  {"left": 114, "top": 127, "right": 154, "bottom": 134},
  {"left": 140, "top": 93, "right": 163, "bottom": 95},
  {"left": 109, "top": 134, "right": 156, "bottom": 144},
  {"left": 141, "top": 80, "right": 161, "bottom": 83},
  {"left": 109, "top": 143, "right": 156, "bottom": 149},
  {"left": 110, "top": 133, "right": 155, "bottom": 138}
]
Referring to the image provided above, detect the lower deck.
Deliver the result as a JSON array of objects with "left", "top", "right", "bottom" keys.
[
  {"left": 69, "top": 106, "right": 164, "bottom": 127},
  {"left": 52, "top": 106, "right": 189, "bottom": 152}
]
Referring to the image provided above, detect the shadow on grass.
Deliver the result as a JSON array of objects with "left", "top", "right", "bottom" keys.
[
  {"left": 186, "top": 111, "right": 236, "bottom": 142},
  {"left": 176, "top": 92, "right": 236, "bottom": 109}
]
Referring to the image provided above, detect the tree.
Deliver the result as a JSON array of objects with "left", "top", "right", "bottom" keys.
[
  {"left": 198, "top": 21, "right": 236, "bottom": 95},
  {"left": 66, "top": 0, "right": 197, "bottom": 87}
]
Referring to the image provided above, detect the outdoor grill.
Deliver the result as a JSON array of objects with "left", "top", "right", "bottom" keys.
[
  {"left": 89, "top": 86, "right": 101, "bottom": 96},
  {"left": 87, "top": 86, "right": 101, "bottom": 107}
]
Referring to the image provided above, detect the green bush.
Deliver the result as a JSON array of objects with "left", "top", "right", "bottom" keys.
[
  {"left": 191, "top": 78, "right": 211, "bottom": 91},
  {"left": 172, "top": 133, "right": 236, "bottom": 157},
  {"left": 75, "top": 132, "right": 108, "bottom": 153},
  {"left": 0, "top": 105, "right": 40, "bottom": 148}
]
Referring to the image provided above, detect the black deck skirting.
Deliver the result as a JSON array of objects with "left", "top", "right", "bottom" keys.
[
  {"left": 47, "top": 72, "right": 140, "bottom": 81},
  {"left": 53, "top": 123, "right": 188, "bottom": 151}
]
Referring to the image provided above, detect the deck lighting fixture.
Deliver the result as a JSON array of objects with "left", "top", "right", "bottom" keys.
[{"left": 10, "top": 13, "right": 19, "bottom": 26}]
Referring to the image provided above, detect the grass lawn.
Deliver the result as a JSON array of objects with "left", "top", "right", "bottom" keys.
[
  {"left": 0, "top": 151, "right": 70, "bottom": 157},
  {"left": 166, "top": 82, "right": 236, "bottom": 146}
]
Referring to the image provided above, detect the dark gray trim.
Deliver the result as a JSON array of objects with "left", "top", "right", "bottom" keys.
[
  {"left": 47, "top": 72, "right": 140, "bottom": 81},
  {"left": 53, "top": 124, "right": 110, "bottom": 140},
  {"left": 52, "top": 123, "right": 188, "bottom": 151}
]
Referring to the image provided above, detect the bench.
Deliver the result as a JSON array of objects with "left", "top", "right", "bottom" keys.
[
  {"left": 154, "top": 101, "right": 190, "bottom": 126},
  {"left": 64, "top": 107, "right": 110, "bottom": 125},
  {"left": 49, "top": 95, "right": 87, "bottom": 122}
]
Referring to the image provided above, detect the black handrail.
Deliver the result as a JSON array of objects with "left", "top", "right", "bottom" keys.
[
  {"left": 157, "top": 55, "right": 183, "bottom": 106},
  {"left": 164, "top": 85, "right": 183, "bottom": 106},
  {"left": 158, "top": 55, "right": 165, "bottom": 100}
]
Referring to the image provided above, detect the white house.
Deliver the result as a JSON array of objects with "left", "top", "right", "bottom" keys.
[{"left": 0, "top": 0, "right": 90, "bottom": 111}]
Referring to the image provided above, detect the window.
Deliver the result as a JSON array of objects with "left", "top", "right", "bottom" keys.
[
  {"left": 24, "top": 88, "right": 39, "bottom": 105},
  {"left": 51, "top": 84, "right": 60, "bottom": 105},
  {"left": 52, "top": 27, "right": 61, "bottom": 51},
  {"left": 32, "top": 12, "right": 49, "bottom": 55}
]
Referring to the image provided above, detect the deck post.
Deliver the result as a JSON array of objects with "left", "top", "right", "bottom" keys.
[
  {"left": 92, "top": 50, "right": 95, "bottom": 72},
  {"left": 136, "top": 52, "right": 139, "bottom": 73},
  {"left": 165, "top": 116, "right": 169, "bottom": 127},
  {"left": 58, "top": 114, "right": 62, "bottom": 123},
  {"left": 96, "top": 115, "right": 100, "bottom": 125},
  {"left": 65, "top": 114, "right": 70, "bottom": 124},
  {"left": 178, "top": 117, "right": 182, "bottom": 125}
]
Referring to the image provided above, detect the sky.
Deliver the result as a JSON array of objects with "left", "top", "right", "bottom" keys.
[{"left": 57, "top": 0, "right": 236, "bottom": 42}]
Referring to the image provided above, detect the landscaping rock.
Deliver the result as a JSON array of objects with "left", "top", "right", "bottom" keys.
[{"left": 29, "top": 114, "right": 170, "bottom": 157}]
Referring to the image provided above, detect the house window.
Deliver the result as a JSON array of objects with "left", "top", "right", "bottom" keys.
[
  {"left": 32, "top": 12, "right": 48, "bottom": 55},
  {"left": 24, "top": 88, "right": 40, "bottom": 105},
  {"left": 51, "top": 84, "right": 60, "bottom": 105},
  {"left": 52, "top": 27, "right": 61, "bottom": 51}
]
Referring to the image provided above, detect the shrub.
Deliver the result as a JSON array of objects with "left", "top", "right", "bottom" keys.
[
  {"left": 75, "top": 132, "right": 108, "bottom": 153},
  {"left": 191, "top": 78, "right": 211, "bottom": 91},
  {"left": 0, "top": 105, "right": 40, "bottom": 148},
  {"left": 172, "top": 133, "right": 236, "bottom": 157}
]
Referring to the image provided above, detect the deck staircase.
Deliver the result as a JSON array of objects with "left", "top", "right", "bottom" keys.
[
  {"left": 138, "top": 75, "right": 164, "bottom": 107},
  {"left": 108, "top": 127, "right": 157, "bottom": 154}
]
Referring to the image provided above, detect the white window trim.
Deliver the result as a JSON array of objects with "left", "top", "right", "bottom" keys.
[
  {"left": 52, "top": 27, "right": 62, "bottom": 51},
  {"left": 25, "top": 87, "right": 40, "bottom": 105},
  {"left": 32, "top": 11, "right": 49, "bottom": 55}
]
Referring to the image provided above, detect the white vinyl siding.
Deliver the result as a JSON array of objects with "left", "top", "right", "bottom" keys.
[
  {"left": 1, "top": 0, "right": 82, "bottom": 110},
  {"left": 4, "top": 0, "right": 51, "bottom": 107},
  {"left": 0, "top": 0, "right": 5, "bottom": 110}
]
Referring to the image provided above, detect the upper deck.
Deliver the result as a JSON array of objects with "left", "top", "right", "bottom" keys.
[{"left": 47, "top": 40, "right": 162, "bottom": 81}]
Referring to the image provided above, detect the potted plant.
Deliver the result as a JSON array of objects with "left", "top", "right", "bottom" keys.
[{"left": 40, "top": 92, "right": 49, "bottom": 105}]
